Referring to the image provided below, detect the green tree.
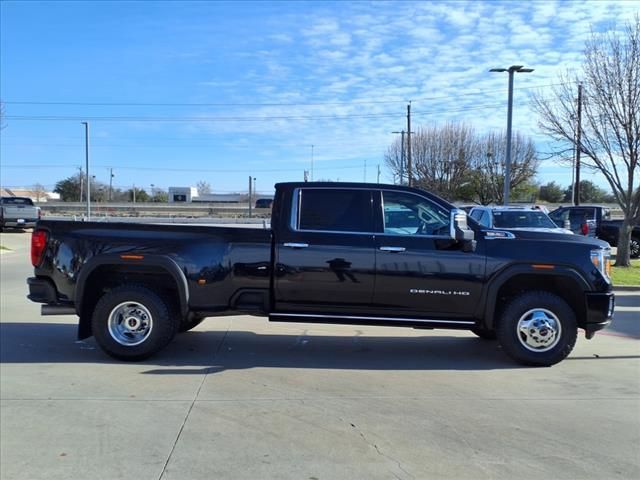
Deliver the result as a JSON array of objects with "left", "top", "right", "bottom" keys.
[
  {"left": 511, "top": 180, "right": 540, "bottom": 203},
  {"left": 53, "top": 176, "right": 81, "bottom": 201},
  {"left": 539, "top": 182, "right": 565, "bottom": 203},
  {"left": 127, "top": 188, "right": 149, "bottom": 202},
  {"left": 151, "top": 189, "right": 168, "bottom": 203}
]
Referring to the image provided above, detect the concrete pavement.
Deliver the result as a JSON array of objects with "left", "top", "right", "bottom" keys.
[{"left": 1, "top": 230, "right": 639, "bottom": 480}]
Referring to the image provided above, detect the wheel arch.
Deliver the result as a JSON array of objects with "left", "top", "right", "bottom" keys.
[
  {"left": 482, "top": 265, "right": 589, "bottom": 331},
  {"left": 75, "top": 254, "right": 189, "bottom": 339}
]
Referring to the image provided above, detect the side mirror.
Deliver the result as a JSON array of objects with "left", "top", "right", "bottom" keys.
[{"left": 450, "top": 209, "right": 475, "bottom": 242}]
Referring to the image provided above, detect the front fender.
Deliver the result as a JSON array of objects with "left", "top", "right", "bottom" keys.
[{"left": 482, "top": 264, "right": 590, "bottom": 329}]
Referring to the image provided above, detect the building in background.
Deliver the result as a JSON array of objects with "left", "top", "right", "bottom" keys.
[
  {"left": 168, "top": 187, "right": 243, "bottom": 203},
  {"left": 0, "top": 187, "right": 59, "bottom": 202},
  {"left": 168, "top": 187, "right": 198, "bottom": 203}
]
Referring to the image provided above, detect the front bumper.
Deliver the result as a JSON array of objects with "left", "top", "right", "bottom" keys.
[{"left": 584, "top": 292, "right": 615, "bottom": 338}]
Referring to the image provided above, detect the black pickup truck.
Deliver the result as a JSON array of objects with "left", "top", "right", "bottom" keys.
[
  {"left": 549, "top": 205, "right": 639, "bottom": 257},
  {"left": 597, "top": 220, "right": 640, "bottom": 258},
  {"left": 27, "top": 182, "right": 615, "bottom": 366}
]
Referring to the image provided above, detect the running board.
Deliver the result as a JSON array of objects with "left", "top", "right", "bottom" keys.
[
  {"left": 41, "top": 305, "right": 77, "bottom": 316},
  {"left": 269, "top": 312, "right": 475, "bottom": 329}
]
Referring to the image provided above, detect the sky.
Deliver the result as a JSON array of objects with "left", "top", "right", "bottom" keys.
[{"left": 0, "top": 0, "right": 637, "bottom": 196}]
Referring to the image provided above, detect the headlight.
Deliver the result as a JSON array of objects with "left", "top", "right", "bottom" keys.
[{"left": 591, "top": 248, "right": 612, "bottom": 282}]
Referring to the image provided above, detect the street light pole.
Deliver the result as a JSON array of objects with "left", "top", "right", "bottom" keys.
[
  {"left": 489, "top": 65, "right": 533, "bottom": 205},
  {"left": 81, "top": 122, "right": 91, "bottom": 219}
]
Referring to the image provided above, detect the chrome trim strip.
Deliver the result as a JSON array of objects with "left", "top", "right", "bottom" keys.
[
  {"left": 483, "top": 230, "right": 516, "bottom": 240},
  {"left": 290, "top": 188, "right": 301, "bottom": 230},
  {"left": 271, "top": 312, "right": 475, "bottom": 325},
  {"left": 284, "top": 242, "right": 309, "bottom": 248},
  {"left": 379, "top": 246, "right": 406, "bottom": 252},
  {"left": 288, "top": 187, "right": 454, "bottom": 238}
]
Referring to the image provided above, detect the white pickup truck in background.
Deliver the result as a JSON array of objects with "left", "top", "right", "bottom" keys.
[{"left": 0, "top": 196, "right": 40, "bottom": 231}]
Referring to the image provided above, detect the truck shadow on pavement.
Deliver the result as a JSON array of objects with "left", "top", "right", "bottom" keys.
[{"left": 2, "top": 322, "right": 638, "bottom": 372}]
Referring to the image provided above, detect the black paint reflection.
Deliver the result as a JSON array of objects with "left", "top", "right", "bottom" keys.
[{"left": 326, "top": 258, "right": 360, "bottom": 283}]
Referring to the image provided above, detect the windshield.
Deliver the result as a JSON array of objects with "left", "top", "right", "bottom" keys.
[{"left": 492, "top": 210, "right": 558, "bottom": 229}]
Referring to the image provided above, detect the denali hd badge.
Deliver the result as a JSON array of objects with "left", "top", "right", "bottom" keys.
[{"left": 410, "top": 289, "right": 470, "bottom": 296}]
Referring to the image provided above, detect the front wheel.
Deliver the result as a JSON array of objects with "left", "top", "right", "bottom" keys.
[
  {"left": 91, "top": 285, "right": 179, "bottom": 361},
  {"left": 497, "top": 291, "right": 577, "bottom": 366}
]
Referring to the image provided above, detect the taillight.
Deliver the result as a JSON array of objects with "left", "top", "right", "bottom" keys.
[
  {"left": 581, "top": 223, "right": 589, "bottom": 235},
  {"left": 31, "top": 230, "right": 48, "bottom": 267}
]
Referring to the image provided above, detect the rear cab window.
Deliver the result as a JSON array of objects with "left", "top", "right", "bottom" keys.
[
  {"left": 294, "top": 188, "right": 373, "bottom": 233},
  {"left": 1, "top": 197, "right": 34, "bottom": 206}
]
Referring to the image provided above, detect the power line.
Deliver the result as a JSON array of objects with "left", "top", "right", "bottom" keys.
[
  {"left": 0, "top": 163, "right": 366, "bottom": 173},
  {"left": 2, "top": 101, "right": 511, "bottom": 123},
  {"left": 2, "top": 82, "right": 573, "bottom": 107}
]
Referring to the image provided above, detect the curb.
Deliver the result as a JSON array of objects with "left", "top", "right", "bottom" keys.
[{"left": 613, "top": 285, "right": 640, "bottom": 292}]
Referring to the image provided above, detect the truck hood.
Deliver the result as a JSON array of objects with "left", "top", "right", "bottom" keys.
[{"left": 496, "top": 228, "right": 611, "bottom": 249}]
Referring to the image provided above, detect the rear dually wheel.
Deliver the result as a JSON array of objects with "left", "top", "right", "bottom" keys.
[{"left": 91, "top": 284, "right": 179, "bottom": 361}]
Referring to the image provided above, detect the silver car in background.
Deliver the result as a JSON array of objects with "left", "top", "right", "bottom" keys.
[{"left": 469, "top": 206, "right": 574, "bottom": 235}]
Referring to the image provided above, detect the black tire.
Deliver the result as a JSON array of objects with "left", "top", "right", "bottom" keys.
[
  {"left": 178, "top": 313, "right": 205, "bottom": 333},
  {"left": 496, "top": 291, "right": 577, "bottom": 367},
  {"left": 630, "top": 237, "right": 640, "bottom": 259},
  {"left": 91, "top": 284, "right": 179, "bottom": 361},
  {"left": 471, "top": 327, "right": 497, "bottom": 340}
]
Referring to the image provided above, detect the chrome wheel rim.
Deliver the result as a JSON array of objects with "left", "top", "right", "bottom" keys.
[
  {"left": 108, "top": 301, "right": 153, "bottom": 346},
  {"left": 631, "top": 240, "right": 639, "bottom": 258},
  {"left": 516, "top": 308, "right": 561, "bottom": 352}
]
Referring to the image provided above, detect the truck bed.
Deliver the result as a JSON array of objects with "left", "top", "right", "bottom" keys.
[{"left": 33, "top": 220, "right": 273, "bottom": 314}]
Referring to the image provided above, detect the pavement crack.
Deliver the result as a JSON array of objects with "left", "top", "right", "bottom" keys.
[
  {"left": 345, "top": 419, "right": 414, "bottom": 480},
  {"left": 157, "top": 326, "right": 230, "bottom": 480}
]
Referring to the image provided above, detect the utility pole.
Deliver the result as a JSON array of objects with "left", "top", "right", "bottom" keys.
[
  {"left": 311, "top": 145, "right": 314, "bottom": 181},
  {"left": 574, "top": 83, "right": 583, "bottom": 206},
  {"left": 108, "top": 168, "right": 114, "bottom": 201},
  {"left": 132, "top": 184, "right": 136, "bottom": 203},
  {"left": 377, "top": 164, "right": 381, "bottom": 183},
  {"left": 248, "top": 176, "right": 253, "bottom": 218},
  {"left": 391, "top": 130, "right": 405, "bottom": 184},
  {"left": 81, "top": 122, "right": 91, "bottom": 219},
  {"left": 407, "top": 103, "right": 412, "bottom": 187}
]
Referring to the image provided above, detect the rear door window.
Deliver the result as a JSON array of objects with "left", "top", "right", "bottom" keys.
[{"left": 297, "top": 189, "right": 373, "bottom": 233}]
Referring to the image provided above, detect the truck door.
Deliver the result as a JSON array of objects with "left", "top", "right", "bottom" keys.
[
  {"left": 274, "top": 187, "right": 376, "bottom": 314},
  {"left": 373, "top": 189, "right": 485, "bottom": 318}
]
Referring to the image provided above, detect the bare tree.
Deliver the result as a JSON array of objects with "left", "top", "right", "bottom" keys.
[
  {"left": 196, "top": 180, "right": 211, "bottom": 195},
  {"left": 533, "top": 17, "right": 640, "bottom": 266},
  {"left": 33, "top": 183, "right": 47, "bottom": 202},
  {"left": 385, "top": 123, "right": 475, "bottom": 200},
  {"left": 469, "top": 131, "right": 540, "bottom": 205},
  {"left": 385, "top": 123, "right": 539, "bottom": 203}
]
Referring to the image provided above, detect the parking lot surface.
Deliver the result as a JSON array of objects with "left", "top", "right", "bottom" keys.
[{"left": 1, "top": 230, "right": 639, "bottom": 480}]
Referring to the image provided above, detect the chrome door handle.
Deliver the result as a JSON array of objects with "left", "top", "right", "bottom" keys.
[
  {"left": 284, "top": 242, "right": 309, "bottom": 248},
  {"left": 379, "top": 246, "right": 406, "bottom": 252}
]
